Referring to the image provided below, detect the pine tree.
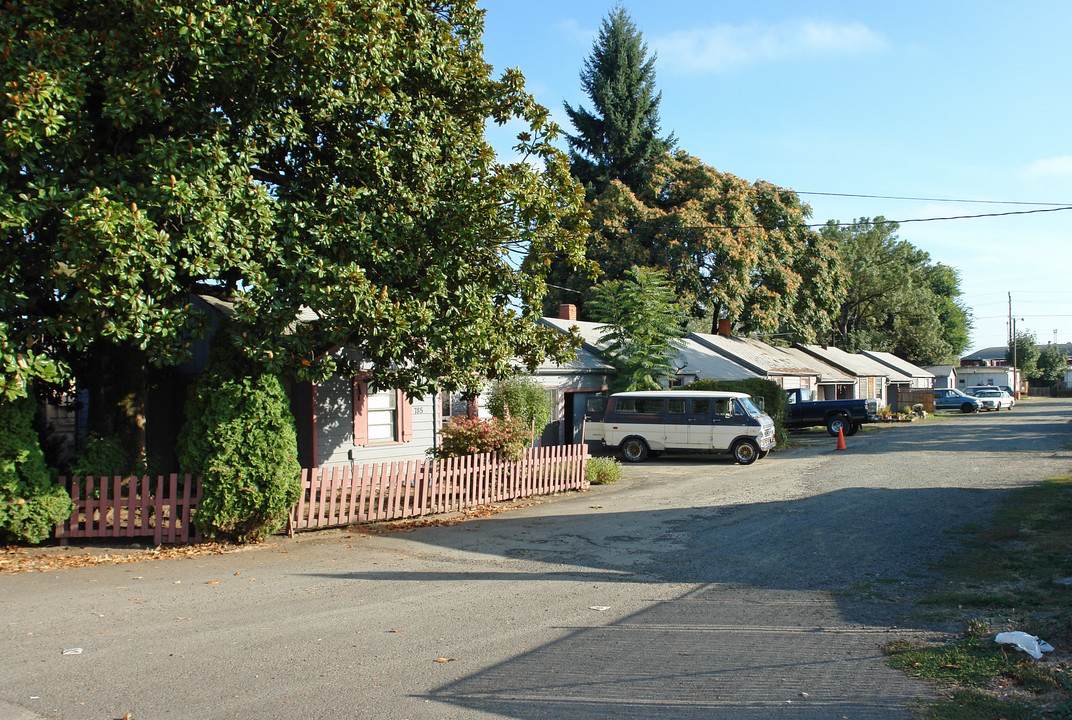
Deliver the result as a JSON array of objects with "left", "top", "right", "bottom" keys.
[{"left": 564, "top": 6, "right": 674, "bottom": 196}]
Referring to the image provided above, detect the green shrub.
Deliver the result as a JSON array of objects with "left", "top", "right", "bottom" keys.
[
  {"left": 71, "top": 434, "right": 154, "bottom": 478},
  {"left": 684, "top": 378, "right": 787, "bottom": 443},
  {"left": 431, "top": 415, "right": 529, "bottom": 461},
  {"left": 586, "top": 456, "right": 622, "bottom": 485},
  {"left": 486, "top": 377, "right": 552, "bottom": 438},
  {"left": 177, "top": 343, "right": 301, "bottom": 543},
  {"left": 0, "top": 397, "right": 74, "bottom": 543}
]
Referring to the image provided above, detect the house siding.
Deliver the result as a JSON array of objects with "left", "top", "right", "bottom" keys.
[{"left": 314, "top": 373, "right": 437, "bottom": 468}]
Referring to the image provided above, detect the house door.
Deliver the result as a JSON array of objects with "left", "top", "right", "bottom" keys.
[{"left": 564, "top": 392, "right": 598, "bottom": 444}]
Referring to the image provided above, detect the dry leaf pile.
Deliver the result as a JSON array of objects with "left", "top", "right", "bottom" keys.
[{"left": 0, "top": 542, "right": 235, "bottom": 575}]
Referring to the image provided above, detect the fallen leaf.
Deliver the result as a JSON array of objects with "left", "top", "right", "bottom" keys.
[
  {"left": 435, "top": 657, "right": 455, "bottom": 663},
  {"left": 206, "top": 580, "right": 220, "bottom": 584}
]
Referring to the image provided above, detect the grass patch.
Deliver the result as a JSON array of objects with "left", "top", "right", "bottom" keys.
[{"left": 890, "top": 474, "right": 1072, "bottom": 719}]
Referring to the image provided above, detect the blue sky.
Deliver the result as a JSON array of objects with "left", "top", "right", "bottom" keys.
[{"left": 477, "top": 1, "right": 1072, "bottom": 354}]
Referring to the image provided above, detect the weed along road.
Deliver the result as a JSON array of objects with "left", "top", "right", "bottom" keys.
[{"left": 2, "top": 399, "right": 1070, "bottom": 720}]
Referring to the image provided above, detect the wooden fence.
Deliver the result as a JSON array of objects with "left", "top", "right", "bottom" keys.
[
  {"left": 52, "top": 445, "right": 589, "bottom": 544},
  {"left": 290, "top": 444, "right": 589, "bottom": 532},
  {"left": 55, "top": 473, "right": 203, "bottom": 544},
  {"left": 891, "top": 388, "right": 935, "bottom": 414}
]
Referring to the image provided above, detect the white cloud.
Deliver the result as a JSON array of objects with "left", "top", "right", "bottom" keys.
[
  {"left": 654, "top": 20, "right": 887, "bottom": 74},
  {"left": 557, "top": 18, "right": 596, "bottom": 47},
  {"left": 1024, "top": 155, "right": 1072, "bottom": 178}
]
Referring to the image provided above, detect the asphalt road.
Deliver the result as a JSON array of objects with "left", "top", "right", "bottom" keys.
[{"left": 2, "top": 398, "right": 1070, "bottom": 720}]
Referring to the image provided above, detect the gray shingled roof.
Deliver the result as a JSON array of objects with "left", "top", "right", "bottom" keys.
[
  {"left": 539, "top": 318, "right": 756, "bottom": 381},
  {"left": 688, "top": 332, "right": 820, "bottom": 376},
  {"left": 673, "top": 337, "right": 759, "bottom": 381},
  {"left": 861, "top": 350, "right": 935, "bottom": 380},
  {"left": 777, "top": 346, "right": 855, "bottom": 384},
  {"left": 797, "top": 344, "right": 912, "bottom": 382}
]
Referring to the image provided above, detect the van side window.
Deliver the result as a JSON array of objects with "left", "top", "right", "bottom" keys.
[
  {"left": 690, "top": 399, "right": 710, "bottom": 415},
  {"left": 714, "top": 399, "right": 733, "bottom": 416},
  {"left": 667, "top": 398, "right": 686, "bottom": 415},
  {"left": 618, "top": 398, "right": 663, "bottom": 414}
]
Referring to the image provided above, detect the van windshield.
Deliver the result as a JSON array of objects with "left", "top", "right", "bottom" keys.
[{"left": 738, "top": 397, "right": 763, "bottom": 417}]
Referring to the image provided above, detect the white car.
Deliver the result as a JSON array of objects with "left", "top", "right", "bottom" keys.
[{"left": 965, "top": 386, "right": 1014, "bottom": 410}]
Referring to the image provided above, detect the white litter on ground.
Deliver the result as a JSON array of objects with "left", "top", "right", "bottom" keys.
[{"left": 994, "top": 631, "right": 1054, "bottom": 660}]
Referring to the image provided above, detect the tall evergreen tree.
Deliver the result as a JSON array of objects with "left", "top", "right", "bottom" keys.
[{"left": 564, "top": 5, "right": 674, "bottom": 196}]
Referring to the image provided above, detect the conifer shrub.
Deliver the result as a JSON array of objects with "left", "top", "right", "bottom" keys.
[
  {"left": 0, "top": 397, "right": 74, "bottom": 543},
  {"left": 177, "top": 341, "right": 301, "bottom": 543}
]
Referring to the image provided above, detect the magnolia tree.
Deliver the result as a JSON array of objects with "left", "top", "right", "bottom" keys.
[{"left": 1, "top": 0, "right": 588, "bottom": 459}]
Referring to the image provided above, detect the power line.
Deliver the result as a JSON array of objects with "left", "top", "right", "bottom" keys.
[
  {"left": 797, "top": 191, "right": 1072, "bottom": 206},
  {"left": 603, "top": 205, "right": 1072, "bottom": 231}
]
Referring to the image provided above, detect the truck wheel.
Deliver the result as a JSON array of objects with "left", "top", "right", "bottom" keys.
[
  {"left": 732, "top": 439, "right": 759, "bottom": 465},
  {"left": 960, "top": 402, "right": 974, "bottom": 413},
  {"left": 620, "top": 436, "right": 649, "bottom": 463},
  {"left": 845, "top": 423, "right": 860, "bottom": 437},
  {"left": 826, "top": 414, "right": 849, "bottom": 437}
]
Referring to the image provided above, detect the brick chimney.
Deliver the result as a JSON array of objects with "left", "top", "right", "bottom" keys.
[
  {"left": 559, "top": 304, "right": 577, "bottom": 321},
  {"left": 717, "top": 318, "right": 732, "bottom": 337}
]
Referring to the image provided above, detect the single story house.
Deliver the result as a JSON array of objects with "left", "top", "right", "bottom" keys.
[
  {"left": 955, "top": 365, "right": 1019, "bottom": 394},
  {"left": 795, "top": 344, "right": 908, "bottom": 407},
  {"left": 688, "top": 320, "right": 820, "bottom": 392},
  {"left": 922, "top": 365, "right": 957, "bottom": 390},
  {"left": 290, "top": 348, "right": 440, "bottom": 470},
  {"left": 861, "top": 351, "right": 935, "bottom": 390},
  {"left": 775, "top": 346, "right": 857, "bottom": 400}
]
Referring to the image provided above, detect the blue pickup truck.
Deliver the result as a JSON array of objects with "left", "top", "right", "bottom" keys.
[{"left": 784, "top": 388, "right": 881, "bottom": 437}]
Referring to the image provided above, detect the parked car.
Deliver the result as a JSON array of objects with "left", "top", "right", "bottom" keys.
[
  {"left": 965, "top": 386, "right": 1015, "bottom": 410},
  {"left": 933, "top": 388, "right": 984, "bottom": 413},
  {"left": 783, "top": 388, "right": 881, "bottom": 437},
  {"left": 584, "top": 390, "right": 776, "bottom": 464}
]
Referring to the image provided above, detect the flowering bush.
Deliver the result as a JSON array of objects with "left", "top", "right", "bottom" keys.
[{"left": 432, "top": 415, "right": 529, "bottom": 461}]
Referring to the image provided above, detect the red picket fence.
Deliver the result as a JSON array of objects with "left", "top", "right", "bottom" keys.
[
  {"left": 55, "top": 473, "right": 203, "bottom": 544},
  {"left": 51, "top": 445, "right": 590, "bottom": 543},
  {"left": 290, "top": 444, "right": 590, "bottom": 532}
]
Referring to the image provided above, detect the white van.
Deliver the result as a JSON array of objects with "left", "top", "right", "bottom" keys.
[{"left": 584, "top": 390, "right": 776, "bottom": 464}]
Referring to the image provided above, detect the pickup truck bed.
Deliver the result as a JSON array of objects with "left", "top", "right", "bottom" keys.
[{"left": 784, "top": 388, "right": 881, "bottom": 436}]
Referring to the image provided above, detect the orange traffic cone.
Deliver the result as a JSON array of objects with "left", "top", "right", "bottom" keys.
[{"left": 836, "top": 427, "right": 846, "bottom": 451}]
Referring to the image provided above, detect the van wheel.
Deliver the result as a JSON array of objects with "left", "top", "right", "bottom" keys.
[
  {"left": 826, "top": 414, "right": 849, "bottom": 437},
  {"left": 620, "top": 436, "right": 649, "bottom": 463},
  {"left": 732, "top": 439, "right": 759, "bottom": 465}
]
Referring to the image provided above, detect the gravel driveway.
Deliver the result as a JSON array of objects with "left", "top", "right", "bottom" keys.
[{"left": 1, "top": 398, "right": 1069, "bottom": 720}]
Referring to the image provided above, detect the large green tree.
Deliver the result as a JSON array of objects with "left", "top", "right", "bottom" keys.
[
  {"left": 1, "top": 0, "right": 587, "bottom": 456},
  {"left": 586, "top": 265, "right": 687, "bottom": 391},
  {"left": 1007, "top": 330, "right": 1040, "bottom": 378},
  {"left": 1033, "top": 343, "right": 1068, "bottom": 384},
  {"left": 563, "top": 5, "right": 674, "bottom": 197},
  {"left": 557, "top": 153, "right": 843, "bottom": 340},
  {"left": 823, "top": 218, "right": 972, "bottom": 364}
]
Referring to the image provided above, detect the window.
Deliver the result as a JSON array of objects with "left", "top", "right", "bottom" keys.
[
  {"left": 617, "top": 398, "right": 663, "bottom": 414},
  {"left": 353, "top": 379, "right": 413, "bottom": 446},
  {"left": 366, "top": 390, "right": 397, "bottom": 442},
  {"left": 690, "top": 399, "right": 710, "bottom": 415},
  {"left": 668, "top": 398, "right": 686, "bottom": 414}
]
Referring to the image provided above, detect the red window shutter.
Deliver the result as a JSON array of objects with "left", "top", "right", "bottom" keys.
[
  {"left": 353, "top": 378, "right": 369, "bottom": 447},
  {"left": 397, "top": 389, "right": 413, "bottom": 443}
]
